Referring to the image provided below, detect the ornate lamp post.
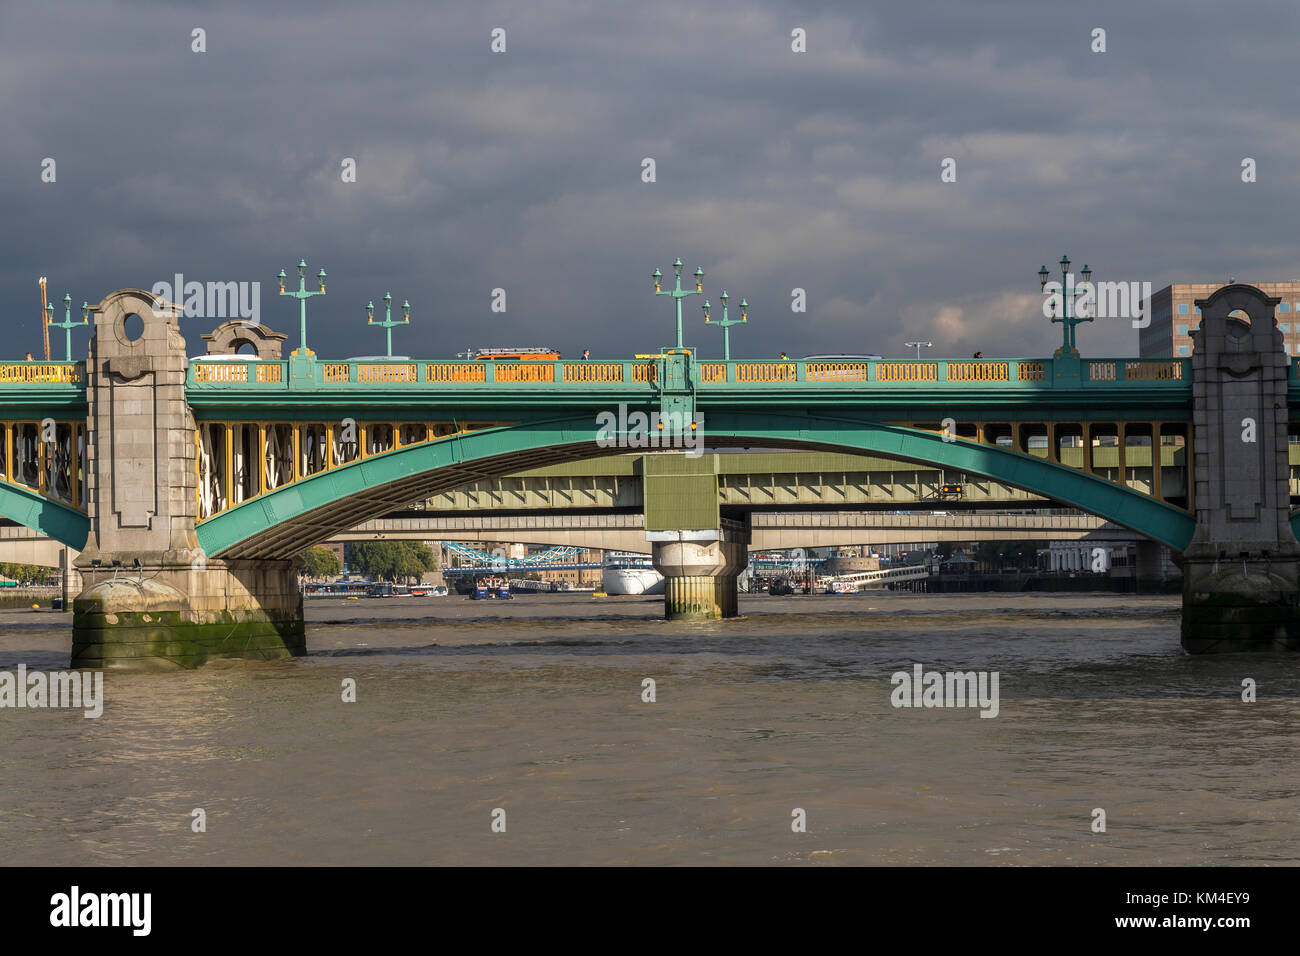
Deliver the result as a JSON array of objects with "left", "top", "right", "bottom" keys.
[
  {"left": 652, "top": 258, "right": 704, "bottom": 351},
  {"left": 701, "top": 290, "right": 747, "bottom": 361},
  {"left": 1039, "top": 255, "right": 1092, "bottom": 357},
  {"left": 45, "top": 293, "right": 90, "bottom": 362},
  {"left": 366, "top": 292, "right": 410, "bottom": 358},
  {"left": 279, "top": 259, "right": 327, "bottom": 356}
]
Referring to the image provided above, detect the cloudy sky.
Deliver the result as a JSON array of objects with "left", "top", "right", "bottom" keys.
[{"left": 4, "top": 0, "right": 1299, "bottom": 362}]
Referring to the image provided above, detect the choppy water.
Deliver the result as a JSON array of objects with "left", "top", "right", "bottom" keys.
[{"left": 1, "top": 592, "right": 1296, "bottom": 865}]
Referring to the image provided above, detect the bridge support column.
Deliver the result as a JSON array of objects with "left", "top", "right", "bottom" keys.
[
  {"left": 71, "top": 560, "right": 303, "bottom": 669},
  {"left": 1135, "top": 539, "right": 1176, "bottom": 591},
  {"left": 71, "top": 290, "right": 305, "bottom": 669},
  {"left": 1181, "top": 284, "right": 1300, "bottom": 652},
  {"left": 650, "top": 519, "right": 749, "bottom": 620}
]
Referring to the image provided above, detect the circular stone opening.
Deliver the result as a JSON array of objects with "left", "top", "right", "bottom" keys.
[{"left": 122, "top": 313, "right": 145, "bottom": 342}]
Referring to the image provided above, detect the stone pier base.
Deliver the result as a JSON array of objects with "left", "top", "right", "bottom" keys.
[
  {"left": 664, "top": 574, "right": 738, "bottom": 619},
  {"left": 1181, "top": 556, "right": 1300, "bottom": 653},
  {"left": 652, "top": 537, "right": 746, "bottom": 620},
  {"left": 71, "top": 559, "right": 304, "bottom": 669}
]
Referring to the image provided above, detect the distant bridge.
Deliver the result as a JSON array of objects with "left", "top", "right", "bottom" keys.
[{"left": 326, "top": 510, "right": 1127, "bottom": 553}]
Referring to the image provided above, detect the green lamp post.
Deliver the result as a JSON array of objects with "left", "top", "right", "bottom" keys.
[
  {"left": 366, "top": 292, "right": 410, "bottom": 358},
  {"left": 279, "top": 259, "right": 327, "bottom": 356},
  {"left": 45, "top": 293, "right": 90, "bottom": 362},
  {"left": 1039, "top": 255, "right": 1092, "bottom": 357},
  {"left": 701, "top": 290, "right": 748, "bottom": 361},
  {"left": 652, "top": 258, "right": 705, "bottom": 352}
]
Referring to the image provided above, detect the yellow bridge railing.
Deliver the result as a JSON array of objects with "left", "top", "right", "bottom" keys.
[
  {"left": 176, "top": 357, "right": 1194, "bottom": 389},
  {"left": 0, "top": 364, "right": 83, "bottom": 383}
]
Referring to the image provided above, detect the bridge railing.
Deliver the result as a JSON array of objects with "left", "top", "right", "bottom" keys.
[
  {"left": 0, "top": 362, "right": 85, "bottom": 385},
  {"left": 693, "top": 357, "right": 1190, "bottom": 387},
  {"left": 185, "top": 356, "right": 1193, "bottom": 390},
  {"left": 187, "top": 358, "right": 664, "bottom": 388}
]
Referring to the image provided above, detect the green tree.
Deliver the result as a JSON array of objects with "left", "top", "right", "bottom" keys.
[
  {"left": 0, "top": 562, "right": 55, "bottom": 584},
  {"left": 350, "top": 541, "right": 437, "bottom": 583},
  {"left": 297, "top": 546, "right": 341, "bottom": 579}
]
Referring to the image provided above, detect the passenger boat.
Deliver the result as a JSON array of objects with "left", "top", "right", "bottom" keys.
[
  {"left": 601, "top": 552, "right": 664, "bottom": 595},
  {"left": 471, "top": 577, "right": 512, "bottom": 600}
]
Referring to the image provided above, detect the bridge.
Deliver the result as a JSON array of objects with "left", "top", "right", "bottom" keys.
[
  {"left": 1, "top": 282, "right": 1295, "bottom": 666},
  {"left": 326, "top": 510, "right": 1125, "bottom": 553}
]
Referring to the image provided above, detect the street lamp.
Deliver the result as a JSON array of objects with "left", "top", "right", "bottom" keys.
[
  {"left": 366, "top": 292, "right": 410, "bottom": 358},
  {"left": 46, "top": 293, "right": 90, "bottom": 362},
  {"left": 905, "top": 340, "right": 933, "bottom": 360},
  {"left": 701, "top": 290, "right": 748, "bottom": 361},
  {"left": 1039, "top": 255, "right": 1093, "bottom": 357},
  {"left": 279, "top": 258, "right": 327, "bottom": 356},
  {"left": 653, "top": 257, "right": 705, "bottom": 351}
]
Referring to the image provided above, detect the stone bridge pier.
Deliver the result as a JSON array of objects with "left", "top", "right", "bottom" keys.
[
  {"left": 650, "top": 519, "right": 750, "bottom": 619},
  {"left": 1182, "top": 284, "right": 1300, "bottom": 652},
  {"left": 71, "top": 290, "right": 303, "bottom": 669}
]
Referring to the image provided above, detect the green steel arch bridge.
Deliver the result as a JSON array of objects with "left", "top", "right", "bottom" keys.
[
  {"left": 0, "top": 350, "right": 1210, "bottom": 554},
  {"left": 2, "top": 281, "right": 1296, "bottom": 666}
]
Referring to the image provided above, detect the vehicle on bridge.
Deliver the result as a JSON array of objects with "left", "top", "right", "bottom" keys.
[
  {"left": 463, "top": 347, "right": 561, "bottom": 361},
  {"left": 802, "top": 353, "right": 884, "bottom": 361}
]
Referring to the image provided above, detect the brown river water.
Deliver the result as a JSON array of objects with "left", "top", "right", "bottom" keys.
[{"left": 0, "top": 592, "right": 1296, "bottom": 866}]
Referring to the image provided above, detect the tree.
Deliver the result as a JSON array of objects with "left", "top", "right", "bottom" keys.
[
  {"left": 297, "top": 546, "right": 341, "bottom": 579},
  {"left": 0, "top": 562, "right": 55, "bottom": 584},
  {"left": 350, "top": 541, "right": 437, "bottom": 583}
]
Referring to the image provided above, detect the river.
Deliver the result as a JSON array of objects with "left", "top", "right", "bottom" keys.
[{"left": 1, "top": 591, "right": 1296, "bottom": 865}]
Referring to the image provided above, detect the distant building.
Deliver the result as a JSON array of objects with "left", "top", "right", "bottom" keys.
[
  {"left": 532, "top": 548, "right": 600, "bottom": 587},
  {"left": 1140, "top": 281, "right": 1300, "bottom": 357}
]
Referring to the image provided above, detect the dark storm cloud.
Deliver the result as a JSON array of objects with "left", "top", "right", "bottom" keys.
[{"left": 4, "top": 0, "right": 1300, "bottom": 361}]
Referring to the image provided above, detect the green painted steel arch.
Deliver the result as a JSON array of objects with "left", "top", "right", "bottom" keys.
[
  {"left": 196, "top": 412, "right": 1196, "bottom": 558},
  {"left": 0, "top": 483, "right": 89, "bottom": 550}
]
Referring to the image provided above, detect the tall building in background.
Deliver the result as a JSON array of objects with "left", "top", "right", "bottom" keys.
[{"left": 1139, "top": 281, "right": 1300, "bottom": 357}]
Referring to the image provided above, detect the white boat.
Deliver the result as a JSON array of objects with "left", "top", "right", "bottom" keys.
[{"left": 601, "top": 551, "right": 665, "bottom": 595}]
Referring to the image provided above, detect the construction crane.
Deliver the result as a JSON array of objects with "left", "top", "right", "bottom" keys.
[{"left": 38, "top": 276, "right": 49, "bottom": 360}]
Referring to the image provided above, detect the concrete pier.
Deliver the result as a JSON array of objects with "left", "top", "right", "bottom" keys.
[
  {"left": 652, "top": 535, "right": 747, "bottom": 619},
  {"left": 649, "top": 516, "right": 750, "bottom": 620},
  {"left": 71, "top": 290, "right": 305, "bottom": 669},
  {"left": 1181, "top": 284, "right": 1300, "bottom": 652}
]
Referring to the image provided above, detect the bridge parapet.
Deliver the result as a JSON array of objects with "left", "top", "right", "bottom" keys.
[{"left": 183, "top": 355, "right": 1191, "bottom": 394}]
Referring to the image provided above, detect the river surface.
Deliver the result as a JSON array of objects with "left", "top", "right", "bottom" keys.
[{"left": 0, "top": 592, "right": 1296, "bottom": 866}]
